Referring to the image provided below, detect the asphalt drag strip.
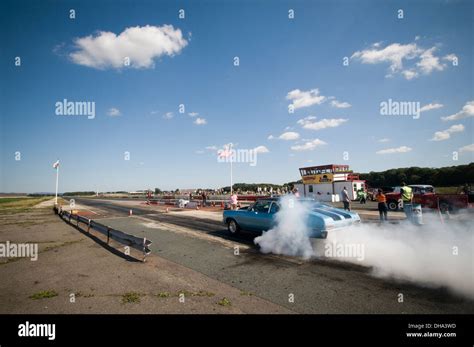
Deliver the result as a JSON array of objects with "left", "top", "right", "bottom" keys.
[{"left": 87, "top": 209, "right": 474, "bottom": 314}]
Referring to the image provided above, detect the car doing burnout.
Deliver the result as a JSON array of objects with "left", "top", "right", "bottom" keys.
[{"left": 222, "top": 197, "right": 360, "bottom": 238}]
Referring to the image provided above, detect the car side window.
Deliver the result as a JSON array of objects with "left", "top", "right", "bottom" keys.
[
  {"left": 254, "top": 201, "right": 271, "bottom": 213},
  {"left": 270, "top": 203, "right": 280, "bottom": 213}
]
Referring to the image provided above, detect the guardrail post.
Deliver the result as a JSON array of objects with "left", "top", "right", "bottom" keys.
[
  {"left": 107, "top": 227, "right": 110, "bottom": 244},
  {"left": 143, "top": 237, "right": 147, "bottom": 263},
  {"left": 87, "top": 219, "right": 91, "bottom": 233},
  {"left": 69, "top": 211, "right": 72, "bottom": 223}
]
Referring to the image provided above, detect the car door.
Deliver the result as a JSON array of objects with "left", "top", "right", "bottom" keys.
[
  {"left": 233, "top": 204, "right": 254, "bottom": 230},
  {"left": 247, "top": 200, "right": 273, "bottom": 232}
]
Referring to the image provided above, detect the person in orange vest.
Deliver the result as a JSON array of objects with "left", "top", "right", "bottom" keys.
[{"left": 377, "top": 188, "right": 388, "bottom": 222}]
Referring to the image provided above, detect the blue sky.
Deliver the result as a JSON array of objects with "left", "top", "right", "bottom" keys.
[{"left": 1, "top": 0, "right": 473, "bottom": 193}]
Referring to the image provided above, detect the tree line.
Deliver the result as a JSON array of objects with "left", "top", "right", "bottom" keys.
[{"left": 359, "top": 163, "right": 473, "bottom": 188}]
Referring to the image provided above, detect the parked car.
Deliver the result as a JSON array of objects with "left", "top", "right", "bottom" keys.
[
  {"left": 385, "top": 185, "right": 470, "bottom": 211},
  {"left": 222, "top": 198, "right": 361, "bottom": 239}
]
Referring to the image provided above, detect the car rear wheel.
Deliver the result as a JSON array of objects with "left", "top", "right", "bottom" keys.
[
  {"left": 387, "top": 200, "right": 398, "bottom": 211},
  {"left": 227, "top": 219, "right": 240, "bottom": 235}
]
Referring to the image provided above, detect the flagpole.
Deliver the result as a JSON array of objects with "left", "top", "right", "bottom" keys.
[
  {"left": 55, "top": 164, "right": 59, "bottom": 205},
  {"left": 230, "top": 143, "right": 233, "bottom": 195}
]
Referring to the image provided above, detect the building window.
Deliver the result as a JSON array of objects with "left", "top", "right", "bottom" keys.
[{"left": 309, "top": 185, "right": 313, "bottom": 193}]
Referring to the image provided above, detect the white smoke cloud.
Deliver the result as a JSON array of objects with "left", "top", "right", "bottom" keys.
[
  {"left": 321, "top": 214, "right": 473, "bottom": 299},
  {"left": 254, "top": 196, "right": 314, "bottom": 259},
  {"left": 254, "top": 196, "right": 474, "bottom": 299}
]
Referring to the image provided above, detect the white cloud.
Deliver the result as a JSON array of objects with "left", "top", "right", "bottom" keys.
[
  {"left": 442, "top": 101, "right": 474, "bottom": 121},
  {"left": 416, "top": 47, "right": 445, "bottom": 74},
  {"left": 291, "top": 139, "right": 327, "bottom": 151},
  {"left": 376, "top": 146, "right": 412, "bottom": 154},
  {"left": 195, "top": 150, "right": 205, "bottom": 154},
  {"left": 163, "top": 112, "right": 174, "bottom": 119},
  {"left": 253, "top": 146, "right": 269, "bottom": 154},
  {"left": 194, "top": 117, "right": 207, "bottom": 125},
  {"left": 205, "top": 146, "right": 217, "bottom": 151},
  {"left": 297, "top": 116, "right": 348, "bottom": 130},
  {"left": 351, "top": 41, "right": 454, "bottom": 79},
  {"left": 351, "top": 42, "right": 420, "bottom": 73},
  {"left": 401, "top": 69, "right": 418, "bottom": 80},
  {"left": 430, "top": 124, "right": 465, "bottom": 141},
  {"left": 378, "top": 138, "right": 390, "bottom": 143},
  {"left": 420, "top": 103, "right": 444, "bottom": 113},
  {"left": 69, "top": 25, "right": 188, "bottom": 69},
  {"left": 107, "top": 107, "right": 121, "bottom": 116},
  {"left": 286, "top": 89, "right": 326, "bottom": 109},
  {"left": 188, "top": 112, "right": 199, "bottom": 117},
  {"left": 459, "top": 144, "right": 474, "bottom": 153},
  {"left": 278, "top": 132, "right": 300, "bottom": 140},
  {"left": 443, "top": 54, "right": 458, "bottom": 63},
  {"left": 331, "top": 100, "right": 351, "bottom": 108},
  {"left": 267, "top": 135, "right": 274, "bottom": 140}
]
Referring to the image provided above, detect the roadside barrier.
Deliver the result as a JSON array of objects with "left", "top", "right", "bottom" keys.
[{"left": 54, "top": 205, "right": 152, "bottom": 262}]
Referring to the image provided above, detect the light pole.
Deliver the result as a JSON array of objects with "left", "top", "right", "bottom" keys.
[{"left": 53, "top": 160, "right": 60, "bottom": 204}]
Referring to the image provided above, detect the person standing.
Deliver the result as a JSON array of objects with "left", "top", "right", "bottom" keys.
[
  {"left": 400, "top": 182, "right": 413, "bottom": 221},
  {"left": 377, "top": 188, "right": 388, "bottom": 222},
  {"left": 201, "top": 191, "right": 207, "bottom": 207},
  {"left": 230, "top": 192, "right": 238, "bottom": 210},
  {"left": 341, "top": 187, "right": 351, "bottom": 211},
  {"left": 292, "top": 187, "right": 300, "bottom": 198}
]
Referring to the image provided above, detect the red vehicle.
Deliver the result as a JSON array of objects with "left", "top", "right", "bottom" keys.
[{"left": 384, "top": 185, "right": 471, "bottom": 211}]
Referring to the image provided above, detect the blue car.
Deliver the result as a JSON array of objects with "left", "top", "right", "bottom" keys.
[{"left": 222, "top": 198, "right": 360, "bottom": 239}]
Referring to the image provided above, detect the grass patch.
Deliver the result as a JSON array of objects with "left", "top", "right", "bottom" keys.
[
  {"left": 217, "top": 297, "right": 232, "bottom": 306},
  {"left": 121, "top": 292, "right": 142, "bottom": 304},
  {"left": 240, "top": 291, "right": 254, "bottom": 296},
  {"left": 156, "top": 292, "right": 171, "bottom": 298},
  {"left": 0, "top": 197, "right": 51, "bottom": 214},
  {"left": 29, "top": 290, "right": 58, "bottom": 300},
  {"left": 193, "top": 290, "right": 215, "bottom": 297},
  {"left": 176, "top": 290, "right": 193, "bottom": 297},
  {"left": 174, "top": 290, "right": 215, "bottom": 298}
]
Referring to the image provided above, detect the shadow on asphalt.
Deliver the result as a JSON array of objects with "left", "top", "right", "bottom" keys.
[
  {"left": 208, "top": 229, "right": 261, "bottom": 247},
  {"left": 62, "top": 218, "right": 143, "bottom": 263}
]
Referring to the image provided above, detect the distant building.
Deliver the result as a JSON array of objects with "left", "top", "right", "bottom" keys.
[{"left": 295, "top": 164, "right": 365, "bottom": 201}]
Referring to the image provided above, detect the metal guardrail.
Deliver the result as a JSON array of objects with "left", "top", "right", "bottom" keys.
[{"left": 54, "top": 206, "right": 152, "bottom": 262}]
